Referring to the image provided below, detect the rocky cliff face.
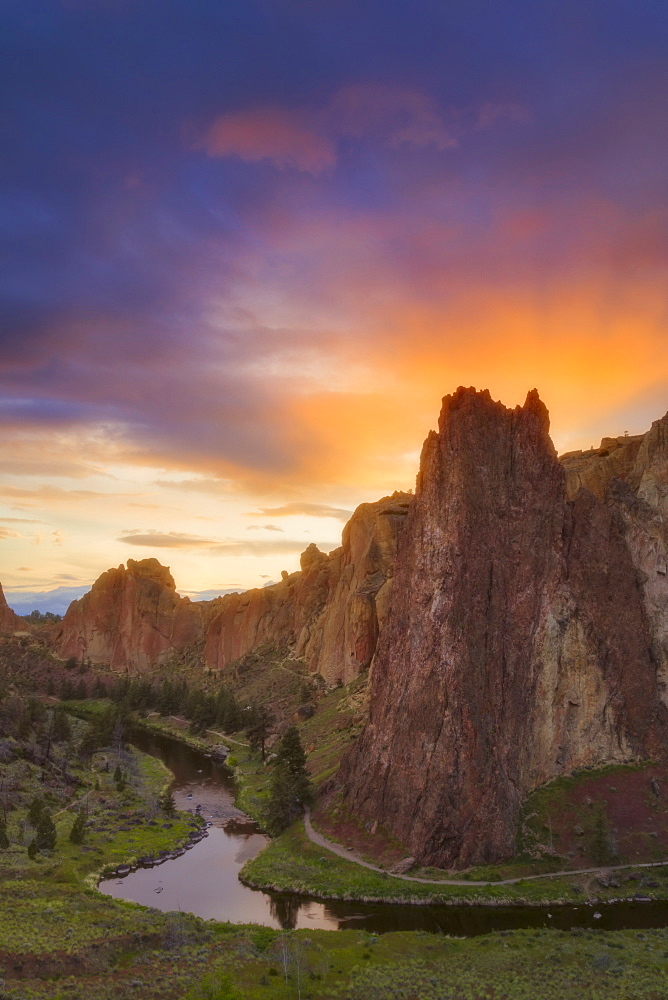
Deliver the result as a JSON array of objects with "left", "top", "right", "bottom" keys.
[
  {"left": 562, "top": 413, "right": 668, "bottom": 704},
  {"left": 204, "top": 494, "right": 411, "bottom": 683},
  {"left": 57, "top": 496, "right": 410, "bottom": 679},
  {"left": 57, "top": 558, "right": 204, "bottom": 670},
  {"left": 0, "top": 584, "right": 23, "bottom": 633},
  {"left": 337, "top": 388, "right": 668, "bottom": 868}
]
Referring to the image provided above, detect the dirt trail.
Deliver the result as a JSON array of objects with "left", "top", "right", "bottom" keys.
[{"left": 304, "top": 808, "right": 668, "bottom": 887}]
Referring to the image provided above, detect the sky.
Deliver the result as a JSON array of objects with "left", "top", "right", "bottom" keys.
[{"left": 2, "top": 0, "right": 668, "bottom": 612}]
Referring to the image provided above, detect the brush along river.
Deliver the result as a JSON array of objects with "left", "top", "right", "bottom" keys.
[{"left": 99, "top": 728, "right": 668, "bottom": 935}]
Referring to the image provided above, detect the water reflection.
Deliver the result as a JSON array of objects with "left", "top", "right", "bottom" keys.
[
  {"left": 99, "top": 728, "right": 668, "bottom": 935},
  {"left": 269, "top": 894, "right": 301, "bottom": 930}
]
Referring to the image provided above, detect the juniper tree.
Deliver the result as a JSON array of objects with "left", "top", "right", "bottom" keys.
[
  {"left": 69, "top": 810, "right": 86, "bottom": 844},
  {"left": 264, "top": 726, "right": 312, "bottom": 836},
  {"left": 35, "top": 811, "right": 57, "bottom": 851},
  {"left": 160, "top": 789, "right": 177, "bottom": 816},
  {"left": 27, "top": 795, "right": 45, "bottom": 827},
  {"left": 246, "top": 704, "right": 274, "bottom": 761}
]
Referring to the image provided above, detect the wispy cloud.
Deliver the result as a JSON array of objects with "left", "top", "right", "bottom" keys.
[
  {"left": 247, "top": 502, "right": 352, "bottom": 522},
  {"left": 0, "top": 527, "right": 22, "bottom": 540},
  {"left": 116, "top": 527, "right": 334, "bottom": 558},
  {"left": 0, "top": 517, "right": 46, "bottom": 524},
  {"left": 246, "top": 524, "right": 284, "bottom": 532},
  {"left": 202, "top": 83, "right": 460, "bottom": 174},
  {"left": 202, "top": 107, "right": 336, "bottom": 174},
  {"left": 118, "top": 530, "right": 215, "bottom": 549}
]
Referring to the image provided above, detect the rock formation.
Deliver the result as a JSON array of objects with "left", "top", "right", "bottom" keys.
[
  {"left": 204, "top": 494, "right": 411, "bottom": 683},
  {"left": 57, "top": 558, "right": 204, "bottom": 670},
  {"left": 0, "top": 584, "right": 23, "bottom": 633},
  {"left": 562, "top": 413, "right": 668, "bottom": 699},
  {"left": 57, "top": 495, "right": 411, "bottom": 680},
  {"left": 337, "top": 388, "right": 668, "bottom": 868}
]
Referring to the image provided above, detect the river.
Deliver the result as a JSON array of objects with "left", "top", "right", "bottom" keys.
[{"left": 99, "top": 728, "right": 668, "bottom": 935}]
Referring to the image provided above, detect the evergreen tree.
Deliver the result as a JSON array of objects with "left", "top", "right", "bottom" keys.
[
  {"left": 275, "top": 727, "right": 308, "bottom": 780},
  {"left": 51, "top": 707, "right": 71, "bottom": 742},
  {"left": 27, "top": 840, "right": 37, "bottom": 860},
  {"left": 264, "top": 761, "right": 296, "bottom": 836},
  {"left": 0, "top": 817, "right": 9, "bottom": 849},
  {"left": 160, "top": 790, "right": 177, "bottom": 816},
  {"left": 590, "top": 803, "right": 616, "bottom": 864},
  {"left": 92, "top": 677, "right": 107, "bottom": 699},
  {"left": 35, "top": 811, "right": 57, "bottom": 851},
  {"left": 78, "top": 723, "right": 101, "bottom": 762},
  {"left": 264, "top": 726, "right": 312, "bottom": 836},
  {"left": 73, "top": 679, "right": 88, "bottom": 700},
  {"left": 246, "top": 704, "right": 273, "bottom": 760},
  {"left": 60, "top": 679, "right": 75, "bottom": 701},
  {"left": 27, "top": 795, "right": 45, "bottom": 827},
  {"left": 69, "top": 810, "right": 86, "bottom": 844}
]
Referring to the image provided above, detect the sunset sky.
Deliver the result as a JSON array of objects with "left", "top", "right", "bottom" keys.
[{"left": 2, "top": 0, "right": 668, "bottom": 612}]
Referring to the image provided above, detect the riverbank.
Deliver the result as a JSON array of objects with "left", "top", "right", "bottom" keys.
[
  {"left": 67, "top": 701, "right": 668, "bottom": 909},
  {"left": 6, "top": 696, "right": 668, "bottom": 999}
]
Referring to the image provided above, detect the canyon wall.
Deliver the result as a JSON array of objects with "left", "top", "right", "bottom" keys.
[
  {"left": 337, "top": 388, "right": 668, "bottom": 868},
  {"left": 204, "top": 494, "right": 410, "bottom": 684},
  {"left": 57, "top": 558, "right": 204, "bottom": 671},
  {"left": 57, "top": 495, "right": 411, "bottom": 682}
]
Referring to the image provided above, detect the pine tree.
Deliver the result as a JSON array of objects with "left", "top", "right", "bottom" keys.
[
  {"left": 78, "top": 723, "right": 101, "bottom": 762},
  {"left": 264, "top": 726, "right": 312, "bottom": 836},
  {"left": 0, "top": 817, "right": 9, "bottom": 849},
  {"left": 276, "top": 726, "right": 307, "bottom": 775},
  {"left": 246, "top": 704, "right": 273, "bottom": 760},
  {"left": 27, "top": 795, "right": 45, "bottom": 827},
  {"left": 35, "top": 811, "right": 57, "bottom": 851},
  {"left": 27, "top": 840, "right": 37, "bottom": 860},
  {"left": 51, "top": 707, "right": 71, "bottom": 742},
  {"left": 69, "top": 810, "right": 86, "bottom": 844},
  {"left": 265, "top": 761, "right": 296, "bottom": 836},
  {"left": 590, "top": 803, "right": 616, "bottom": 864},
  {"left": 160, "top": 790, "right": 177, "bottom": 816}
]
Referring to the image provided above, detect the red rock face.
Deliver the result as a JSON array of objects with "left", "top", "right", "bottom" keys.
[
  {"left": 57, "top": 497, "right": 410, "bottom": 679},
  {"left": 57, "top": 558, "right": 203, "bottom": 670},
  {"left": 337, "top": 388, "right": 668, "bottom": 868},
  {"left": 204, "top": 496, "right": 411, "bottom": 683},
  {"left": 0, "top": 584, "right": 22, "bottom": 633}
]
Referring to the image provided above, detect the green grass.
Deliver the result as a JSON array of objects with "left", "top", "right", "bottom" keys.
[
  {"left": 5, "top": 693, "right": 668, "bottom": 999},
  {"left": 6, "top": 923, "right": 668, "bottom": 1000},
  {"left": 240, "top": 819, "right": 668, "bottom": 907}
]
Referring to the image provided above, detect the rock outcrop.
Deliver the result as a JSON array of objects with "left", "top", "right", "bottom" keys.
[
  {"left": 204, "top": 494, "right": 412, "bottom": 683},
  {"left": 57, "top": 558, "right": 204, "bottom": 670},
  {"left": 562, "top": 413, "right": 668, "bottom": 700},
  {"left": 57, "top": 496, "right": 411, "bottom": 679},
  {"left": 337, "top": 388, "right": 668, "bottom": 868},
  {"left": 0, "top": 584, "right": 23, "bottom": 633}
]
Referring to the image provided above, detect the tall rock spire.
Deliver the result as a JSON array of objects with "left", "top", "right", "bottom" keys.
[{"left": 337, "top": 387, "right": 668, "bottom": 868}]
